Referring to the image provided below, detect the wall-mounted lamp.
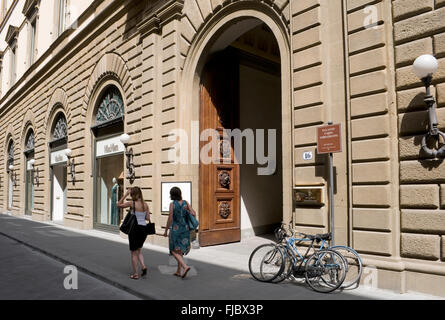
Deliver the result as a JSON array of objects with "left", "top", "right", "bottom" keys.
[
  {"left": 120, "top": 133, "right": 135, "bottom": 184},
  {"left": 29, "top": 159, "right": 39, "bottom": 186},
  {"left": 64, "top": 148, "right": 75, "bottom": 184},
  {"left": 413, "top": 54, "right": 445, "bottom": 158},
  {"left": 8, "top": 164, "right": 17, "bottom": 187}
]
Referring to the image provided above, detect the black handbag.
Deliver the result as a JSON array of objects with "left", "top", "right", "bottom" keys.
[
  {"left": 146, "top": 222, "right": 156, "bottom": 235},
  {"left": 120, "top": 202, "right": 137, "bottom": 234}
]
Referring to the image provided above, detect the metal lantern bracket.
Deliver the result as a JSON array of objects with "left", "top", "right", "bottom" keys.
[
  {"left": 12, "top": 170, "right": 18, "bottom": 187},
  {"left": 32, "top": 165, "right": 39, "bottom": 186},
  {"left": 125, "top": 147, "right": 135, "bottom": 184},
  {"left": 67, "top": 156, "right": 75, "bottom": 184},
  {"left": 421, "top": 75, "right": 445, "bottom": 158}
]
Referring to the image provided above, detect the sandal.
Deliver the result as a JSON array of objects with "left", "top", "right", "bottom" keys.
[
  {"left": 141, "top": 268, "right": 147, "bottom": 277},
  {"left": 173, "top": 272, "right": 181, "bottom": 277},
  {"left": 182, "top": 267, "right": 191, "bottom": 279},
  {"left": 130, "top": 274, "right": 139, "bottom": 280}
]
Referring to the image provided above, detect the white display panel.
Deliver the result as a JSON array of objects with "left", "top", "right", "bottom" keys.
[
  {"left": 96, "top": 135, "right": 125, "bottom": 158},
  {"left": 161, "top": 182, "right": 192, "bottom": 212},
  {"left": 51, "top": 150, "right": 68, "bottom": 165}
]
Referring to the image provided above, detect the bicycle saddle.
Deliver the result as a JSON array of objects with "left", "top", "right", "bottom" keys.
[{"left": 307, "top": 233, "right": 331, "bottom": 241}]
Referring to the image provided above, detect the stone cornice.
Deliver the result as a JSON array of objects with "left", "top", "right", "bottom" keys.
[
  {"left": 138, "top": 0, "right": 184, "bottom": 40},
  {"left": 157, "top": 0, "right": 184, "bottom": 26},
  {"left": 137, "top": 14, "right": 161, "bottom": 37},
  {"left": 22, "top": 0, "right": 39, "bottom": 19},
  {"left": 5, "top": 25, "right": 19, "bottom": 46}
]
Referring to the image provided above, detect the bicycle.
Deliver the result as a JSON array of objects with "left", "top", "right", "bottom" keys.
[
  {"left": 275, "top": 222, "right": 363, "bottom": 289},
  {"left": 273, "top": 228, "right": 348, "bottom": 293},
  {"left": 249, "top": 229, "right": 348, "bottom": 293}
]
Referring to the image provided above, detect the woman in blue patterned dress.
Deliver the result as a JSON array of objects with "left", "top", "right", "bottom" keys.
[{"left": 163, "top": 186, "right": 196, "bottom": 278}]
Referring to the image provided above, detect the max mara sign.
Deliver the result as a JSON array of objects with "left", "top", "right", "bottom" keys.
[
  {"left": 96, "top": 136, "right": 125, "bottom": 158},
  {"left": 51, "top": 150, "right": 68, "bottom": 165}
]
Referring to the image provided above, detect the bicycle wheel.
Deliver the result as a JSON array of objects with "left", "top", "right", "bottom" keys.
[
  {"left": 248, "top": 243, "right": 285, "bottom": 282},
  {"left": 304, "top": 249, "right": 347, "bottom": 293},
  {"left": 271, "top": 246, "right": 294, "bottom": 283},
  {"left": 331, "top": 245, "right": 363, "bottom": 289}
]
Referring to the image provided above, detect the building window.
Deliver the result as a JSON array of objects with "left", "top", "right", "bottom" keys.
[
  {"left": 52, "top": 113, "right": 68, "bottom": 141},
  {"left": 23, "top": 0, "right": 39, "bottom": 67},
  {"left": 10, "top": 44, "right": 16, "bottom": 86},
  {"left": 0, "top": 56, "right": 3, "bottom": 96},
  {"left": 6, "top": 25, "right": 18, "bottom": 87},
  {"left": 25, "top": 130, "right": 35, "bottom": 152},
  {"left": 95, "top": 86, "right": 124, "bottom": 125},
  {"left": 58, "top": 0, "right": 67, "bottom": 35},
  {"left": 7, "top": 139, "right": 14, "bottom": 209},
  {"left": 29, "top": 18, "right": 36, "bottom": 65}
]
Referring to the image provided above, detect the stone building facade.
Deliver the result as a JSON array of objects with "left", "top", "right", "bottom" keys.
[{"left": 0, "top": 0, "right": 444, "bottom": 296}]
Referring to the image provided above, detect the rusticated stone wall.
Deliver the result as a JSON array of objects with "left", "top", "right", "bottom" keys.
[
  {"left": 393, "top": 0, "right": 445, "bottom": 264},
  {"left": 345, "top": 0, "right": 399, "bottom": 258}
]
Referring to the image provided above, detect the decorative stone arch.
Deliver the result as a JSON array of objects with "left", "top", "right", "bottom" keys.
[
  {"left": 20, "top": 109, "right": 37, "bottom": 152},
  {"left": 82, "top": 52, "right": 131, "bottom": 230},
  {"left": 3, "top": 124, "right": 16, "bottom": 210},
  {"left": 82, "top": 52, "right": 134, "bottom": 121},
  {"left": 45, "top": 88, "right": 70, "bottom": 139},
  {"left": 179, "top": 0, "right": 290, "bottom": 69},
  {"left": 3, "top": 123, "right": 16, "bottom": 162},
  {"left": 179, "top": 0, "right": 294, "bottom": 225}
]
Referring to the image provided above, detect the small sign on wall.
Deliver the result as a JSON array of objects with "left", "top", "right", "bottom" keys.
[
  {"left": 302, "top": 151, "right": 313, "bottom": 161},
  {"left": 293, "top": 186, "right": 324, "bottom": 206},
  {"left": 317, "top": 124, "right": 342, "bottom": 154},
  {"left": 161, "top": 182, "right": 192, "bottom": 212},
  {"left": 96, "top": 135, "right": 125, "bottom": 158},
  {"left": 51, "top": 150, "right": 68, "bottom": 165}
]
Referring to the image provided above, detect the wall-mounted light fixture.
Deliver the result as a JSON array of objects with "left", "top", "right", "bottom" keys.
[
  {"left": 8, "top": 164, "right": 17, "bottom": 187},
  {"left": 413, "top": 54, "right": 445, "bottom": 158},
  {"left": 120, "top": 133, "right": 135, "bottom": 184},
  {"left": 29, "top": 159, "right": 39, "bottom": 186},
  {"left": 64, "top": 148, "right": 75, "bottom": 184}
]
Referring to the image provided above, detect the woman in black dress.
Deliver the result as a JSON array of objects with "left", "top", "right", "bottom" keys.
[{"left": 117, "top": 187, "right": 152, "bottom": 279}]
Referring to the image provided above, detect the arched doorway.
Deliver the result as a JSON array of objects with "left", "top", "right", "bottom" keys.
[
  {"left": 6, "top": 139, "right": 14, "bottom": 210},
  {"left": 49, "top": 112, "right": 68, "bottom": 222},
  {"left": 196, "top": 18, "right": 287, "bottom": 246},
  {"left": 24, "top": 129, "right": 35, "bottom": 216},
  {"left": 91, "top": 84, "right": 126, "bottom": 232}
]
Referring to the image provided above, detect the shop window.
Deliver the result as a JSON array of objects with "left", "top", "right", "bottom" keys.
[
  {"left": 7, "top": 140, "right": 14, "bottom": 209},
  {"left": 93, "top": 85, "right": 125, "bottom": 231},
  {"left": 24, "top": 130, "right": 35, "bottom": 215}
]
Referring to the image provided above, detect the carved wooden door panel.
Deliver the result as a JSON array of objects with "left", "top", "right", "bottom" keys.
[{"left": 199, "top": 50, "right": 240, "bottom": 247}]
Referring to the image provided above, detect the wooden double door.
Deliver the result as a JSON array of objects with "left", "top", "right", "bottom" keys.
[{"left": 199, "top": 50, "right": 241, "bottom": 247}]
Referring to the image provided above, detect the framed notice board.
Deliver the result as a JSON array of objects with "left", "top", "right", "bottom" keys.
[{"left": 161, "top": 181, "right": 192, "bottom": 212}]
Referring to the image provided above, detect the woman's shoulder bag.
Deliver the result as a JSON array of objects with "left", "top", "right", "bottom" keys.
[{"left": 120, "top": 201, "right": 137, "bottom": 234}]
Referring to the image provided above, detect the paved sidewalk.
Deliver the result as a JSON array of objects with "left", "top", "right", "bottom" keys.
[
  {"left": 0, "top": 214, "right": 442, "bottom": 300},
  {"left": 0, "top": 234, "right": 139, "bottom": 300}
]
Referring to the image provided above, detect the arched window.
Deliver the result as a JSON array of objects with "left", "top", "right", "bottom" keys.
[
  {"left": 95, "top": 86, "right": 124, "bottom": 125},
  {"left": 25, "top": 130, "right": 35, "bottom": 153},
  {"left": 7, "top": 140, "right": 14, "bottom": 168},
  {"left": 52, "top": 113, "right": 67, "bottom": 141}
]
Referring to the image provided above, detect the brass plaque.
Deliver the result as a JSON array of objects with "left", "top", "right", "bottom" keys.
[{"left": 293, "top": 187, "right": 324, "bottom": 206}]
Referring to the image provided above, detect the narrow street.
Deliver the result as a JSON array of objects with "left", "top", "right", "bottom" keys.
[
  {"left": 0, "top": 214, "right": 442, "bottom": 300},
  {"left": 0, "top": 233, "right": 139, "bottom": 300}
]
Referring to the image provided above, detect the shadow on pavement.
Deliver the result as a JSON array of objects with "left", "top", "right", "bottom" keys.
[{"left": 0, "top": 214, "right": 371, "bottom": 300}]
